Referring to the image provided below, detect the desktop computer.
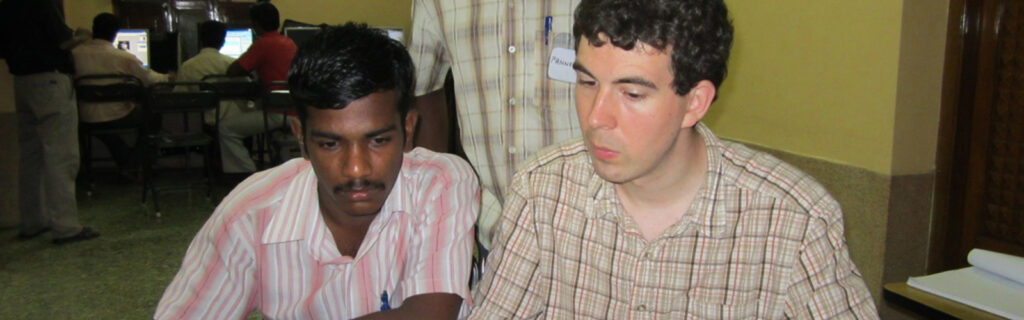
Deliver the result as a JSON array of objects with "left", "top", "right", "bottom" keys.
[{"left": 114, "top": 29, "right": 150, "bottom": 67}]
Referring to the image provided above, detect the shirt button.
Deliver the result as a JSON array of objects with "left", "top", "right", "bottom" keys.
[
  {"left": 508, "top": 98, "right": 516, "bottom": 106},
  {"left": 635, "top": 304, "right": 647, "bottom": 311},
  {"left": 644, "top": 251, "right": 653, "bottom": 260},
  {"left": 508, "top": 45, "right": 517, "bottom": 54}
]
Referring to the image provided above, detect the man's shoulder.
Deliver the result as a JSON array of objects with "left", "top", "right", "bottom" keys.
[
  {"left": 213, "top": 159, "right": 309, "bottom": 222},
  {"left": 520, "top": 138, "right": 590, "bottom": 174},
  {"left": 402, "top": 147, "right": 477, "bottom": 182},
  {"left": 715, "top": 139, "right": 839, "bottom": 215},
  {"left": 508, "top": 139, "right": 593, "bottom": 193}
]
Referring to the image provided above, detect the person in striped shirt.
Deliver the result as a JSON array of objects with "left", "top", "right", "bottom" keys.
[
  {"left": 155, "top": 23, "right": 480, "bottom": 320},
  {"left": 469, "top": 0, "right": 879, "bottom": 318}
]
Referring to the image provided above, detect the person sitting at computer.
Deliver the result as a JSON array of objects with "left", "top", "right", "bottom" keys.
[
  {"left": 222, "top": 1, "right": 297, "bottom": 175},
  {"left": 155, "top": 23, "right": 478, "bottom": 319},
  {"left": 176, "top": 21, "right": 249, "bottom": 132},
  {"left": 73, "top": 13, "right": 169, "bottom": 172}
]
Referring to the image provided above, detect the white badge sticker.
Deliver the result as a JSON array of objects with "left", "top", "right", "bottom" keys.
[{"left": 547, "top": 47, "right": 576, "bottom": 83}]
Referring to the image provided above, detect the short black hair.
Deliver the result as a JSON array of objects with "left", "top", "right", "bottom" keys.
[
  {"left": 198, "top": 20, "right": 227, "bottom": 49},
  {"left": 288, "top": 23, "right": 414, "bottom": 130},
  {"left": 574, "top": 0, "right": 733, "bottom": 95},
  {"left": 92, "top": 13, "right": 121, "bottom": 42},
  {"left": 249, "top": 2, "right": 280, "bottom": 32}
]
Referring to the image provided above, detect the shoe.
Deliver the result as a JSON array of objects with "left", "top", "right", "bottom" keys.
[
  {"left": 52, "top": 227, "right": 100, "bottom": 245},
  {"left": 17, "top": 227, "right": 51, "bottom": 240}
]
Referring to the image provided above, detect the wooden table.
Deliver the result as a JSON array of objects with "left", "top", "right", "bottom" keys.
[{"left": 883, "top": 282, "right": 1008, "bottom": 320}]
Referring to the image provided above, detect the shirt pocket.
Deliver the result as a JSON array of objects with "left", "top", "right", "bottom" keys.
[{"left": 670, "top": 289, "right": 760, "bottom": 320}]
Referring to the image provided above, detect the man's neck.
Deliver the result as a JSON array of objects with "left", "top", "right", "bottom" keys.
[
  {"left": 317, "top": 192, "right": 377, "bottom": 257},
  {"left": 615, "top": 128, "right": 708, "bottom": 240}
]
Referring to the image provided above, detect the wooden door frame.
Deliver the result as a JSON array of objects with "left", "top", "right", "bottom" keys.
[
  {"left": 929, "top": 0, "right": 973, "bottom": 273},
  {"left": 928, "top": 0, "right": 1021, "bottom": 272}
]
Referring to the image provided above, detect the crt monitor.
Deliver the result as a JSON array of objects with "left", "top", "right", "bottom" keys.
[
  {"left": 114, "top": 29, "right": 150, "bottom": 67},
  {"left": 220, "top": 28, "right": 253, "bottom": 59},
  {"left": 283, "top": 26, "right": 321, "bottom": 48}
]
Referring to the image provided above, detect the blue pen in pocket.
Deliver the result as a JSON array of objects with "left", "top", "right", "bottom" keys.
[
  {"left": 380, "top": 290, "right": 391, "bottom": 311},
  {"left": 544, "top": 16, "right": 553, "bottom": 45}
]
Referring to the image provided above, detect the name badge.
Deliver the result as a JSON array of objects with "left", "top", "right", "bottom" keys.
[{"left": 547, "top": 47, "right": 576, "bottom": 83}]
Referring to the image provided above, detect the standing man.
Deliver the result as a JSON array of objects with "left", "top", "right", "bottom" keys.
[
  {"left": 223, "top": 1, "right": 297, "bottom": 175},
  {"left": 1, "top": 0, "right": 100, "bottom": 244},
  {"left": 409, "top": 0, "right": 583, "bottom": 252},
  {"left": 156, "top": 23, "right": 479, "bottom": 319},
  {"left": 470, "top": 0, "right": 879, "bottom": 318}
]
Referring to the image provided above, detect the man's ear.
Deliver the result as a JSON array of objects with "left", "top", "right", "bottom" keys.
[
  {"left": 681, "top": 80, "right": 716, "bottom": 128},
  {"left": 403, "top": 108, "right": 419, "bottom": 152},
  {"left": 289, "top": 116, "right": 308, "bottom": 158}
]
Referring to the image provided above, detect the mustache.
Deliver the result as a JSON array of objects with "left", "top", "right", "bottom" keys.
[{"left": 333, "top": 179, "right": 386, "bottom": 193}]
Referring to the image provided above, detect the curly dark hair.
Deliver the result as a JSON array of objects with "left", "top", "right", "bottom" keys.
[
  {"left": 573, "top": 0, "right": 733, "bottom": 95},
  {"left": 288, "top": 23, "right": 414, "bottom": 130}
]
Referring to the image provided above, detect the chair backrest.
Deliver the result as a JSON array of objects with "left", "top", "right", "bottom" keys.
[
  {"left": 148, "top": 82, "right": 219, "bottom": 114},
  {"left": 74, "top": 74, "right": 145, "bottom": 104},
  {"left": 261, "top": 80, "right": 293, "bottom": 113},
  {"left": 201, "top": 75, "right": 261, "bottom": 101}
]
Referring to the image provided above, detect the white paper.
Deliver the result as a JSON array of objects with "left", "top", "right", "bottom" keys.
[
  {"left": 907, "top": 249, "right": 1024, "bottom": 320},
  {"left": 969, "top": 248, "right": 1024, "bottom": 285},
  {"left": 547, "top": 47, "right": 576, "bottom": 83}
]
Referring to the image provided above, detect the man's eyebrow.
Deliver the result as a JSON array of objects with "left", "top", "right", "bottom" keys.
[
  {"left": 572, "top": 62, "right": 657, "bottom": 89},
  {"left": 309, "top": 130, "right": 341, "bottom": 140},
  {"left": 364, "top": 124, "right": 397, "bottom": 138},
  {"left": 309, "top": 124, "right": 398, "bottom": 140},
  {"left": 572, "top": 62, "right": 593, "bottom": 78},
  {"left": 613, "top": 77, "right": 657, "bottom": 89}
]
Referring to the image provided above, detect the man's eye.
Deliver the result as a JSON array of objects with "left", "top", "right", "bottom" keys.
[
  {"left": 371, "top": 137, "right": 392, "bottom": 146},
  {"left": 317, "top": 141, "right": 337, "bottom": 149}
]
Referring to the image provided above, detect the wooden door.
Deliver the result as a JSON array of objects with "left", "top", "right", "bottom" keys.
[{"left": 936, "top": 0, "right": 1024, "bottom": 271}]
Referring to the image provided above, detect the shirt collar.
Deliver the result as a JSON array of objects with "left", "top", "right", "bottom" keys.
[
  {"left": 584, "top": 122, "right": 730, "bottom": 238},
  {"left": 197, "top": 47, "right": 221, "bottom": 55}
]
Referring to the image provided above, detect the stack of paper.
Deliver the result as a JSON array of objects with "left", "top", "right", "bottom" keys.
[{"left": 907, "top": 249, "right": 1024, "bottom": 319}]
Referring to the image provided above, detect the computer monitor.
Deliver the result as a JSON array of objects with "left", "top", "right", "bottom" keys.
[
  {"left": 114, "top": 29, "right": 150, "bottom": 67},
  {"left": 380, "top": 27, "right": 404, "bottom": 44},
  {"left": 220, "top": 28, "right": 254, "bottom": 59},
  {"left": 283, "top": 26, "right": 321, "bottom": 48}
]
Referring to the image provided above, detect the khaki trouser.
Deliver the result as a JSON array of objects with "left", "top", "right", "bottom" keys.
[{"left": 15, "top": 71, "right": 83, "bottom": 238}]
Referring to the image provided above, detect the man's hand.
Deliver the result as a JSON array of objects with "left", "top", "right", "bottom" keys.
[{"left": 355, "top": 293, "right": 462, "bottom": 320}]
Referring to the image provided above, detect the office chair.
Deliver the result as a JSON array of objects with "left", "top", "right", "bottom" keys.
[
  {"left": 141, "top": 82, "right": 219, "bottom": 217},
  {"left": 74, "top": 74, "right": 146, "bottom": 197}
]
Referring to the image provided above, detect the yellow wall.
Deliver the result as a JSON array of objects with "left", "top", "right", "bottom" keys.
[
  {"left": 65, "top": 0, "right": 113, "bottom": 30},
  {"left": 273, "top": 0, "right": 412, "bottom": 36},
  {"left": 892, "top": 0, "right": 948, "bottom": 175},
  {"left": 707, "top": 0, "right": 905, "bottom": 174}
]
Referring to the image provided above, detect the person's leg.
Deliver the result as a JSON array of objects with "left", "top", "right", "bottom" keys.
[
  {"left": 15, "top": 73, "right": 84, "bottom": 238},
  {"left": 36, "top": 74, "right": 84, "bottom": 238},
  {"left": 218, "top": 110, "right": 267, "bottom": 173},
  {"left": 15, "top": 75, "right": 48, "bottom": 236}
]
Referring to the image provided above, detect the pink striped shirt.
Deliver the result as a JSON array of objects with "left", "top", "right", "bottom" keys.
[{"left": 155, "top": 148, "right": 480, "bottom": 319}]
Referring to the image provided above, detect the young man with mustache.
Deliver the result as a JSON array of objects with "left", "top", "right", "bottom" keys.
[
  {"left": 156, "top": 23, "right": 479, "bottom": 319},
  {"left": 470, "top": 0, "right": 878, "bottom": 318}
]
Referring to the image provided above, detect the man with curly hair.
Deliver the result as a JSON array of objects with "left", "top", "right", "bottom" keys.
[{"left": 469, "top": 0, "right": 878, "bottom": 318}]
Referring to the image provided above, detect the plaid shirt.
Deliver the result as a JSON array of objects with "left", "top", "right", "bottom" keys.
[
  {"left": 409, "top": 0, "right": 582, "bottom": 248},
  {"left": 470, "top": 123, "right": 878, "bottom": 319}
]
